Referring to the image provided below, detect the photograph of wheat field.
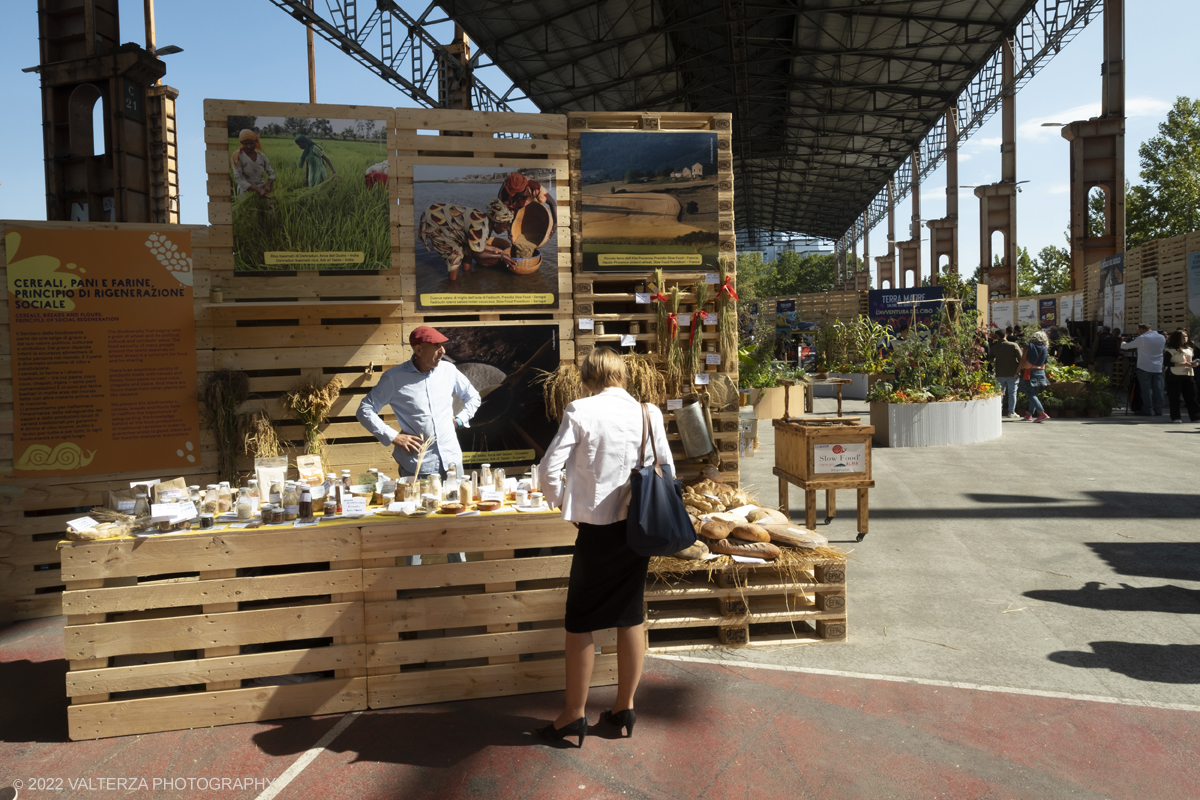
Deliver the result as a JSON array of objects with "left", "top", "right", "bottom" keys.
[
  {"left": 227, "top": 114, "right": 390, "bottom": 271},
  {"left": 579, "top": 131, "right": 720, "bottom": 272}
]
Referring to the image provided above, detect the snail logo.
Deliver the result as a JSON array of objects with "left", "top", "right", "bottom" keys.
[
  {"left": 16, "top": 442, "right": 97, "bottom": 471},
  {"left": 832, "top": 445, "right": 845, "bottom": 454},
  {"left": 145, "top": 233, "right": 193, "bottom": 286}
]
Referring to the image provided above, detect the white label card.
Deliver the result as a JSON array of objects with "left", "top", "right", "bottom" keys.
[
  {"left": 343, "top": 497, "right": 368, "bottom": 516},
  {"left": 481, "top": 489, "right": 504, "bottom": 502},
  {"left": 705, "top": 273, "right": 719, "bottom": 284},
  {"left": 813, "top": 443, "right": 867, "bottom": 473},
  {"left": 293, "top": 518, "right": 320, "bottom": 528},
  {"left": 635, "top": 292, "right": 651, "bottom": 304},
  {"left": 117, "top": 500, "right": 136, "bottom": 512},
  {"left": 706, "top": 353, "right": 722, "bottom": 365},
  {"left": 678, "top": 313, "right": 692, "bottom": 327},
  {"left": 694, "top": 373, "right": 710, "bottom": 385},
  {"left": 578, "top": 318, "right": 594, "bottom": 330},
  {"left": 666, "top": 398, "right": 683, "bottom": 410},
  {"left": 704, "top": 316, "right": 717, "bottom": 326},
  {"left": 68, "top": 516, "right": 98, "bottom": 530},
  {"left": 151, "top": 501, "right": 197, "bottom": 521},
  {"left": 620, "top": 334, "right": 637, "bottom": 347}
]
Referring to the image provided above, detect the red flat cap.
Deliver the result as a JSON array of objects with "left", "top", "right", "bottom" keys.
[{"left": 410, "top": 325, "right": 449, "bottom": 345}]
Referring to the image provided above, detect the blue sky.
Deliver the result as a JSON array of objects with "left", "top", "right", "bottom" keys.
[{"left": 1, "top": 0, "right": 1194, "bottom": 283}]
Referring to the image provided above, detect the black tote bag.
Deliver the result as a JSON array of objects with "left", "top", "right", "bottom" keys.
[{"left": 626, "top": 404, "right": 697, "bottom": 557}]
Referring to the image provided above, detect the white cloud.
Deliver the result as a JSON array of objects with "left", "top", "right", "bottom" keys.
[
  {"left": 1018, "top": 96, "right": 1172, "bottom": 141},
  {"left": 968, "top": 136, "right": 1004, "bottom": 150},
  {"left": 958, "top": 152, "right": 973, "bottom": 162},
  {"left": 1047, "top": 183, "right": 1071, "bottom": 195}
]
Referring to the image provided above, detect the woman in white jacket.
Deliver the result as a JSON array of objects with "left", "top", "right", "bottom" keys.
[{"left": 536, "top": 348, "right": 673, "bottom": 747}]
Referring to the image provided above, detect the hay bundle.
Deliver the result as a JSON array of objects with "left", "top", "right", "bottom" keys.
[
  {"left": 282, "top": 376, "right": 343, "bottom": 460},
  {"left": 241, "top": 407, "right": 282, "bottom": 459},
  {"left": 537, "top": 363, "right": 584, "bottom": 423},
  {"left": 652, "top": 268, "right": 673, "bottom": 361},
  {"left": 685, "top": 281, "right": 711, "bottom": 382},
  {"left": 665, "top": 287, "right": 686, "bottom": 396},
  {"left": 624, "top": 353, "right": 666, "bottom": 405},
  {"left": 199, "top": 369, "right": 250, "bottom": 485},
  {"left": 717, "top": 257, "right": 738, "bottom": 369}
]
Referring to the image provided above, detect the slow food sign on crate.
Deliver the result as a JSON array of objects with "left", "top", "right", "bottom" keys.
[{"left": 813, "top": 443, "right": 865, "bottom": 473}]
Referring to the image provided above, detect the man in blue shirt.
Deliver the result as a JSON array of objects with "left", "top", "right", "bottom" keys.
[{"left": 357, "top": 325, "right": 481, "bottom": 477}]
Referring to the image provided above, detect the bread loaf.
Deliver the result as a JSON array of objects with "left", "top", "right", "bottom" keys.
[
  {"left": 709, "top": 538, "right": 781, "bottom": 560},
  {"left": 690, "top": 515, "right": 703, "bottom": 534},
  {"left": 701, "top": 518, "right": 735, "bottom": 540},
  {"left": 754, "top": 524, "right": 828, "bottom": 549},
  {"left": 674, "top": 539, "right": 710, "bottom": 560},
  {"left": 746, "top": 507, "right": 789, "bottom": 524},
  {"left": 730, "top": 524, "right": 771, "bottom": 543}
]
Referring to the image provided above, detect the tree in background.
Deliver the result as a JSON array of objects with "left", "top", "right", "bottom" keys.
[
  {"left": 227, "top": 115, "right": 257, "bottom": 137},
  {"left": 1126, "top": 96, "right": 1200, "bottom": 247},
  {"left": 746, "top": 251, "right": 841, "bottom": 298},
  {"left": 1009, "top": 243, "right": 1071, "bottom": 296}
]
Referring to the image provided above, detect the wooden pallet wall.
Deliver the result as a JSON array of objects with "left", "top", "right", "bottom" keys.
[
  {"left": 760, "top": 291, "right": 868, "bottom": 324},
  {"left": 0, "top": 221, "right": 215, "bottom": 624},
  {"left": 1101, "top": 231, "right": 1198, "bottom": 330},
  {"left": 567, "top": 112, "right": 739, "bottom": 485}
]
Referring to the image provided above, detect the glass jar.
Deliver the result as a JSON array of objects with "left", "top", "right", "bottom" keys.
[
  {"left": 422, "top": 493, "right": 439, "bottom": 513},
  {"left": 199, "top": 513, "right": 215, "bottom": 529},
  {"left": 203, "top": 484, "right": 220, "bottom": 515},
  {"left": 272, "top": 504, "right": 286, "bottom": 525},
  {"left": 217, "top": 482, "right": 233, "bottom": 513},
  {"left": 188, "top": 485, "right": 201, "bottom": 505},
  {"left": 458, "top": 481, "right": 471, "bottom": 506},
  {"left": 283, "top": 483, "right": 299, "bottom": 521},
  {"left": 236, "top": 487, "right": 253, "bottom": 521},
  {"left": 429, "top": 474, "right": 442, "bottom": 501},
  {"left": 447, "top": 463, "right": 458, "bottom": 485},
  {"left": 341, "top": 470, "right": 352, "bottom": 490},
  {"left": 132, "top": 489, "right": 150, "bottom": 530},
  {"left": 259, "top": 503, "right": 273, "bottom": 523},
  {"left": 298, "top": 484, "right": 313, "bottom": 519},
  {"left": 247, "top": 479, "right": 260, "bottom": 514},
  {"left": 494, "top": 468, "right": 506, "bottom": 492},
  {"left": 323, "top": 498, "right": 337, "bottom": 517},
  {"left": 480, "top": 464, "right": 492, "bottom": 487}
]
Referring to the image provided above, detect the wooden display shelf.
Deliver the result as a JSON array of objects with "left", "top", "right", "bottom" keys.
[{"left": 645, "top": 557, "right": 847, "bottom": 650}]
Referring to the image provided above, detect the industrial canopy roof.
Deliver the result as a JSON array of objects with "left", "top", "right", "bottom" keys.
[{"left": 440, "top": 0, "right": 1039, "bottom": 244}]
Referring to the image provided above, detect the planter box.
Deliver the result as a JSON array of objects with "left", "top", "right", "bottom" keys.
[
  {"left": 869, "top": 395, "right": 1002, "bottom": 447},
  {"left": 749, "top": 384, "right": 809, "bottom": 420},
  {"left": 811, "top": 372, "right": 892, "bottom": 400}
]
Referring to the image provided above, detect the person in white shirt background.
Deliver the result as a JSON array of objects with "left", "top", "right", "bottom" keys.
[
  {"left": 535, "top": 348, "right": 674, "bottom": 747},
  {"left": 1121, "top": 324, "right": 1167, "bottom": 417}
]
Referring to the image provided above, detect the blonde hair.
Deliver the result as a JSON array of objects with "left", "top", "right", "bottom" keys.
[
  {"left": 1030, "top": 330, "right": 1049, "bottom": 345},
  {"left": 580, "top": 347, "right": 628, "bottom": 394}
]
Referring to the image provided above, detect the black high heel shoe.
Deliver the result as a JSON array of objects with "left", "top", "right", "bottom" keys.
[
  {"left": 601, "top": 708, "right": 636, "bottom": 737},
  {"left": 536, "top": 717, "right": 587, "bottom": 748}
]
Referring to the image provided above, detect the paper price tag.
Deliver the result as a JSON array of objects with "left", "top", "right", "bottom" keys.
[
  {"left": 117, "top": 500, "right": 136, "bottom": 512},
  {"left": 704, "top": 315, "right": 717, "bottom": 326},
  {"left": 705, "top": 273, "right": 719, "bottom": 284},
  {"left": 694, "top": 373, "right": 710, "bottom": 385},
  {"left": 480, "top": 489, "right": 504, "bottom": 502},
  {"left": 666, "top": 398, "right": 683, "bottom": 410},
  {"left": 620, "top": 334, "right": 637, "bottom": 347},
  {"left": 635, "top": 292, "right": 651, "bottom": 304},
  {"left": 678, "top": 313, "right": 692, "bottom": 327},
  {"left": 67, "top": 516, "right": 98, "bottom": 530},
  {"left": 578, "top": 317, "right": 594, "bottom": 330},
  {"left": 706, "top": 353, "right": 722, "bottom": 365},
  {"left": 343, "top": 497, "right": 367, "bottom": 516}
]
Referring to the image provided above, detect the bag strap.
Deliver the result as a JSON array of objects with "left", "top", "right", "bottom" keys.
[{"left": 639, "top": 403, "right": 664, "bottom": 477}]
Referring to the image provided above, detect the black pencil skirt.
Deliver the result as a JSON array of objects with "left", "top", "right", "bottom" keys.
[{"left": 564, "top": 519, "right": 650, "bottom": 634}]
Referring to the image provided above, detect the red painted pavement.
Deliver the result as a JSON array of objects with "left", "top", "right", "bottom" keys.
[{"left": 2, "top": 616, "right": 1197, "bottom": 799}]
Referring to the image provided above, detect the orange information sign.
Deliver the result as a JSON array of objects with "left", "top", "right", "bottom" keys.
[{"left": 6, "top": 228, "right": 200, "bottom": 477}]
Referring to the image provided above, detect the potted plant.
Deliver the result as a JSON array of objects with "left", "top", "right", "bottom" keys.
[
  {"left": 1061, "top": 396, "right": 1079, "bottom": 418},
  {"left": 1041, "top": 394, "right": 1063, "bottom": 418}
]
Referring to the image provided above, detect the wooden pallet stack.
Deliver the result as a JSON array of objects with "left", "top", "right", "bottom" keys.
[
  {"left": 645, "top": 556, "right": 847, "bottom": 650},
  {"left": 1155, "top": 233, "right": 1191, "bottom": 330},
  {"left": 0, "top": 221, "right": 217, "bottom": 624},
  {"left": 760, "top": 290, "right": 867, "bottom": 326},
  {"left": 59, "top": 525, "right": 368, "bottom": 740},
  {"left": 567, "top": 111, "right": 740, "bottom": 485},
  {"left": 1123, "top": 247, "right": 1144, "bottom": 329}
]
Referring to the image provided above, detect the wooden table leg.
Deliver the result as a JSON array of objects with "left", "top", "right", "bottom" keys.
[
  {"left": 856, "top": 487, "right": 869, "bottom": 541},
  {"left": 805, "top": 489, "right": 817, "bottom": 529},
  {"left": 825, "top": 489, "right": 836, "bottom": 523},
  {"left": 778, "top": 476, "right": 789, "bottom": 515},
  {"left": 836, "top": 386, "right": 844, "bottom": 417}
]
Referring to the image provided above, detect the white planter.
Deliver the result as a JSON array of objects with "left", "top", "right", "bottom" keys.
[
  {"left": 870, "top": 396, "right": 1002, "bottom": 448},
  {"left": 812, "top": 373, "right": 870, "bottom": 400}
]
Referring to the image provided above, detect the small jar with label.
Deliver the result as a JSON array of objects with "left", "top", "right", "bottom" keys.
[
  {"left": 323, "top": 498, "right": 337, "bottom": 517},
  {"left": 259, "top": 503, "right": 273, "bottom": 523},
  {"left": 429, "top": 474, "right": 442, "bottom": 501},
  {"left": 458, "top": 480, "right": 471, "bottom": 507},
  {"left": 341, "top": 470, "right": 352, "bottom": 490},
  {"left": 236, "top": 487, "right": 254, "bottom": 521},
  {"left": 494, "top": 468, "right": 506, "bottom": 492},
  {"left": 298, "top": 484, "right": 313, "bottom": 519},
  {"left": 247, "top": 479, "right": 260, "bottom": 514},
  {"left": 629, "top": 322, "right": 640, "bottom": 335},
  {"left": 272, "top": 504, "right": 286, "bottom": 525},
  {"left": 481, "top": 464, "right": 492, "bottom": 488},
  {"left": 188, "top": 485, "right": 202, "bottom": 505},
  {"left": 283, "top": 483, "right": 299, "bottom": 521},
  {"left": 422, "top": 493, "right": 439, "bottom": 513},
  {"left": 217, "top": 483, "right": 233, "bottom": 513},
  {"left": 595, "top": 321, "right": 606, "bottom": 335},
  {"left": 199, "top": 513, "right": 215, "bottom": 529},
  {"left": 203, "top": 484, "right": 220, "bottom": 515}
]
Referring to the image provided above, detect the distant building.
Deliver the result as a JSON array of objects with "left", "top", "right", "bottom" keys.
[
  {"left": 691, "top": 162, "right": 704, "bottom": 179},
  {"left": 678, "top": 167, "right": 692, "bottom": 179}
]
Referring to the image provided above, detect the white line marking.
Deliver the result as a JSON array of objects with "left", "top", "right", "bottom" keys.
[
  {"left": 649, "top": 654, "right": 1200, "bottom": 713},
  {"left": 255, "top": 711, "right": 361, "bottom": 800}
]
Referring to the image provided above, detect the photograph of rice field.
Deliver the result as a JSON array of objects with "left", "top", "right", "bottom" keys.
[
  {"left": 579, "top": 131, "right": 720, "bottom": 272},
  {"left": 227, "top": 114, "right": 390, "bottom": 271},
  {"left": 413, "top": 164, "right": 560, "bottom": 311}
]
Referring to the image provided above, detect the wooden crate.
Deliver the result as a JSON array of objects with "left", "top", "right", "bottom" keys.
[
  {"left": 58, "top": 524, "right": 367, "bottom": 740},
  {"left": 645, "top": 557, "right": 847, "bottom": 650},
  {"left": 359, "top": 514, "right": 618, "bottom": 709}
]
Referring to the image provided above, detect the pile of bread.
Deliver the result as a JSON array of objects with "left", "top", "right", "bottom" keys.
[{"left": 675, "top": 477, "right": 827, "bottom": 561}]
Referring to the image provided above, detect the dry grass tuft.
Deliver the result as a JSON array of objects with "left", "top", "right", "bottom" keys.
[
  {"left": 199, "top": 369, "right": 250, "bottom": 485},
  {"left": 281, "top": 376, "right": 343, "bottom": 460}
]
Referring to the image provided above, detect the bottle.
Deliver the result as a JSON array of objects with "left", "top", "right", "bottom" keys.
[
  {"left": 188, "top": 485, "right": 201, "bottom": 505},
  {"left": 283, "top": 482, "right": 299, "bottom": 521},
  {"left": 323, "top": 497, "right": 337, "bottom": 517},
  {"left": 429, "top": 474, "right": 442, "bottom": 501},
  {"left": 335, "top": 482, "right": 344, "bottom": 514},
  {"left": 217, "top": 482, "right": 233, "bottom": 513},
  {"left": 298, "top": 484, "right": 313, "bottom": 519},
  {"left": 132, "top": 488, "right": 150, "bottom": 530},
  {"left": 458, "top": 480, "right": 471, "bottom": 507},
  {"left": 269, "top": 480, "right": 282, "bottom": 505},
  {"left": 341, "top": 470, "right": 352, "bottom": 490},
  {"left": 481, "top": 464, "right": 492, "bottom": 487},
  {"left": 236, "top": 487, "right": 254, "bottom": 521},
  {"left": 203, "top": 484, "right": 220, "bottom": 515},
  {"left": 247, "top": 479, "right": 260, "bottom": 514},
  {"left": 530, "top": 466, "right": 540, "bottom": 493},
  {"left": 324, "top": 473, "right": 336, "bottom": 503},
  {"left": 494, "top": 468, "right": 506, "bottom": 492},
  {"left": 447, "top": 463, "right": 458, "bottom": 485}
]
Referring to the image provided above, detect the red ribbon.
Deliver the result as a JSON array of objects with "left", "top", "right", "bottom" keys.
[
  {"left": 652, "top": 292, "right": 670, "bottom": 304},
  {"left": 667, "top": 313, "right": 679, "bottom": 339},
  {"left": 689, "top": 310, "right": 710, "bottom": 346},
  {"left": 717, "top": 276, "right": 739, "bottom": 303}
]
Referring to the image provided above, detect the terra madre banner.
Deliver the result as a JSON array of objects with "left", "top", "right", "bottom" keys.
[
  {"left": 867, "top": 287, "right": 945, "bottom": 330},
  {"left": 6, "top": 228, "right": 200, "bottom": 477}
]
